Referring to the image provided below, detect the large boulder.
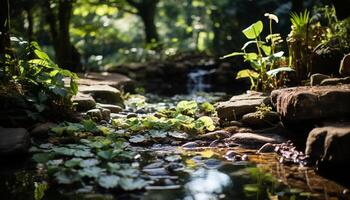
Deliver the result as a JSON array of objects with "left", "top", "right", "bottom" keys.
[
  {"left": 310, "top": 73, "right": 330, "bottom": 86},
  {"left": 0, "top": 128, "right": 30, "bottom": 156},
  {"left": 241, "top": 111, "right": 280, "bottom": 129},
  {"left": 271, "top": 85, "right": 350, "bottom": 123},
  {"left": 216, "top": 91, "right": 269, "bottom": 121},
  {"left": 79, "top": 85, "right": 124, "bottom": 107},
  {"left": 305, "top": 123, "right": 350, "bottom": 168}
]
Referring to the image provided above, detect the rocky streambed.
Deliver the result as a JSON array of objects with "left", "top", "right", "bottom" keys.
[{"left": 1, "top": 73, "right": 350, "bottom": 200}]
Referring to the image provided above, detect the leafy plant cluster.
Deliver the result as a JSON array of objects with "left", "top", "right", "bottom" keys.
[
  {"left": 222, "top": 13, "right": 294, "bottom": 92},
  {"left": 32, "top": 121, "right": 149, "bottom": 191},
  {"left": 113, "top": 100, "right": 216, "bottom": 135},
  {"left": 0, "top": 39, "right": 78, "bottom": 119}
]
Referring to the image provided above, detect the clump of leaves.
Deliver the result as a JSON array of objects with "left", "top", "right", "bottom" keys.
[
  {"left": 31, "top": 134, "right": 149, "bottom": 191},
  {"left": 222, "top": 14, "right": 294, "bottom": 92},
  {"left": 255, "top": 104, "right": 272, "bottom": 119},
  {"left": 1, "top": 38, "right": 78, "bottom": 119},
  {"left": 112, "top": 101, "right": 216, "bottom": 135}
]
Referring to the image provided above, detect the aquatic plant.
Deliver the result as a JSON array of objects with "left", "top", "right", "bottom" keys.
[{"left": 222, "top": 14, "right": 294, "bottom": 92}]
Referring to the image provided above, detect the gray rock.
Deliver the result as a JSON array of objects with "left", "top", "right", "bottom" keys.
[
  {"left": 199, "top": 130, "right": 231, "bottom": 140},
  {"left": 226, "top": 132, "right": 285, "bottom": 149},
  {"left": 310, "top": 73, "right": 330, "bottom": 86},
  {"left": 30, "top": 122, "right": 57, "bottom": 138},
  {"left": 0, "top": 127, "right": 30, "bottom": 155},
  {"left": 72, "top": 92, "right": 96, "bottom": 111},
  {"left": 305, "top": 123, "right": 350, "bottom": 167},
  {"left": 320, "top": 77, "right": 350, "bottom": 86},
  {"left": 181, "top": 142, "right": 198, "bottom": 148},
  {"left": 340, "top": 53, "right": 350, "bottom": 76},
  {"left": 216, "top": 91, "right": 269, "bottom": 121},
  {"left": 241, "top": 111, "right": 280, "bottom": 128},
  {"left": 271, "top": 84, "right": 350, "bottom": 123},
  {"left": 100, "top": 108, "right": 111, "bottom": 121},
  {"left": 79, "top": 85, "right": 124, "bottom": 106},
  {"left": 86, "top": 109, "right": 102, "bottom": 122},
  {"left": 97, "top": 103, "right": 122, "bottom": 113}
]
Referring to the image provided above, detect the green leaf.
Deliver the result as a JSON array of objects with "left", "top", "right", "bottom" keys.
[
  {"left": 98, "top": 175, "right": 120, "bottom": 189},
  {"left": 129, "top": 135, "right": 146, "bottom": 143},
  {"left": 266, "top": 67, "right": 295, "bottom": 76},
  {"left": 65, "top": 158, "right": 83, "bottom": 168},
  {"left": 196, "top": 116, "right": 215, "bottom": 132},
  {"left": 78, "top": 166, "right": 105, "bottom": 178},
  {"left": 236, "top": 69, "right": 259, "bottom": 79},
  {"left": 34, "top": 49, "right": 51, "bottom": 61},
  {"left": 80, "top": 159, "right": 100, "bottom": 167},
  {"left": 200, "top": 102, "right": 215, "bottom": 114},
  {"left": 220, "top": 52, "right": 245, "bottom": 59},
  {"left": 242, "top": 21, "right": 263, "bottom": 39},
  {"left": 244, "top": 53, "right": 258, "bottom": 61},
  {"left": 32, "top": 153, "right": 55, "bottom": 163},
  {"left": 261, "top": 45, "right": 271, "bottom": 56},
  {"left": 54, "top": 170, "right": 80, "bottom": 184},
  {"left": 119, "top": 178, "right": 148, "bottom": 191},
  {"left": 176, "top": 100, "right": 198, "bottom": 116}
]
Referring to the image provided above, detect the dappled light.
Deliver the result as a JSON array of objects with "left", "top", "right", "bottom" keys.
[{"left": 1, "top": 0, "right": 350, "bottom": 199}]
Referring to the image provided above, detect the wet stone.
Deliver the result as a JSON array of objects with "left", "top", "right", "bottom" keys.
[{"left": 181, "top": 142, "right": 198, "bottom": 148}]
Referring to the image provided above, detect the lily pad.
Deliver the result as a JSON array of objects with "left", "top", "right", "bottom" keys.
[
  {"left": 129, "top": 135, "right": 146, "bottom": 143},
  {"left": 119, "top": 178, "right": 148, "bottom": 191},
  {"left": 168, "top": 131, "right": 188, "bottom": 139},
  {"left": 98, "top": 175, "right": 120, "bottom": 189}
]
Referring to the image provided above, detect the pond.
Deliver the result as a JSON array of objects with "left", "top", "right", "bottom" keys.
[{"left": 0, "top": 93, "right": 349, "bottom": 200}]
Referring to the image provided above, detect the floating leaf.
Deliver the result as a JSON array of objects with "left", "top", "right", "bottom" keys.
[
  {"left": 65, "top": 158, "right": 83, "bottom": 168},
  {"left": 168, "top": 131, "right": 188, "bottom": 139},
  {"left": 129, "top": 135, "right": 146, "bottom": 143},
  {"left": 54, "top": 170, "right": 80, "bottom": 184},
  {"left": 148, "top": 130, "right": 167, "bottom": 139},
  {"left": 119, "top": 178, "right": 148, "bottom": 191},
  {"left": 98, "top": 175, "right": 120, "bottom": 189},
  {"left": 32, "top": 153, "right": 55, "bottom": 163},
  {"left": 78, "top": 167, "right": 105, "bottom": 178},
  {"left": 80, "top": 159, "right": 100, "bottom": 168}
]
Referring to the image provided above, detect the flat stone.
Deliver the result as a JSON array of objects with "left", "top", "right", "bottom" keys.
[
  {"left": 100, "top": 108, "right": 111, "bottom": 121},
  {"left": 271, "top": 84, "right": 350, "bottom": 123},
  {"left": 66, "top": 72, "right": 135, "bottom": 92},
  {"left": 0, "top": 127, "right": 30, "bottom": 155},
  {"left": 72, "top": 92, "right": 96, "bottom": 111},
  {"left": 216, "top": 91, "right": 269, "bottom": 121},
  {"left": 305, "top": 123, "right": 350, "bottom": 167},
  {"left": 226, "top": 132, "right": 285, "bottom": 149},
  {"left": 97, "top": 103, "right": 123, "bottom": 113},
  {"left": 79, "top": 85, "right": 124, "bottom": 106}
]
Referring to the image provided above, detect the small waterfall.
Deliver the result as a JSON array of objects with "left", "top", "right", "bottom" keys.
[{"left": 187, "top": 68, "right": 216, "bottom": 94}]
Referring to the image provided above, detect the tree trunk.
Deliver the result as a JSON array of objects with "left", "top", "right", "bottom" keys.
[
  {"left": 139, "top": 7, "right": 158, "bottom": 44},
  {"left": 291, "top": 0, "right": 303, "bottom": 13},
  {"left": 44, "top": 0, "right": 82, "bottom": 72},
  {"left": 126, "top": 0, "right": 159, "bottom": 45},
  {"left": 0, "top": 0, "right": 11, "bottom": 55}
]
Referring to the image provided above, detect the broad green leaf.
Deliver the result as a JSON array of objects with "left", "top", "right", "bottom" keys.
[
  {"left": 78, "top": 166, "right": 105, "bottom": 178},
  {"left": 98, "top": 175, "right": 120, "bottom": 189},
  {"left": 266, "top": 67, "right": 295, "bottom": 76},
  {"left": 34, "top": 49, "right": 51, "bottom": 61},
  {"left": 261, "top": 45, "right": 271, "bottom": 56},
  {"left": 176, "top": 100, "right": 198, "bottom": 116},
  {"left": 54, "top": 170, "right": 80, "bottom": 184},
  {"left": 200, "top": 102, "right": 215, "bottom": 114},
  {"left": 32, "top": 153, "right": 55, "bottom": 163},
  {"left": 129, "top": 135, "right": 146, "bottom": 143},
  {"left": 236, "top": 69, "right": 259, "bottom": 79},
  {"left": 65, "top": 158, "right": 83, "bottom": 168},
  {"left": 119, "top": 178, "right": 148, "bottom": 191},
  {"left": 196, "top": 116, "right": 215, "bottom": 132},
  {"left": 244, "top": 53, "right": 258, "bottom": 61},
  {"left": 242, "top": 21, "right": 263, "bottom": 39}
]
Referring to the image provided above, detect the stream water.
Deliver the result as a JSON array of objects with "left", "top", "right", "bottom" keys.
[
  {"left": 187, "top": 69, "right": 216, "bottom": 94},
  {"left": 0, "top": 93, "right": 349, "bottom": 200}
]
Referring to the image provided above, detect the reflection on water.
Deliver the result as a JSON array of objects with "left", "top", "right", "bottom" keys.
[{"left": 185, "top": 169, "right": 231, "bottom": 200}]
